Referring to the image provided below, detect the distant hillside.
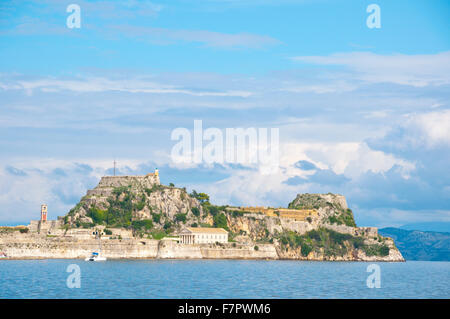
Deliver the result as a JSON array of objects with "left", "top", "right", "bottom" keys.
[
  {"left": 399, "top": 222, "right": 450, "bottom": 233},
  {"left": 379, "top": 227, "right": 450, "bottom": 261}
]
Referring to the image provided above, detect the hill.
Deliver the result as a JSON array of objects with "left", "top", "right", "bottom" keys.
[
  {"left": 379, "top": 227, "right": 450, "bottom": 261},
  {"left": 60, "top": 174, "right": 404, "bottom": 261}
]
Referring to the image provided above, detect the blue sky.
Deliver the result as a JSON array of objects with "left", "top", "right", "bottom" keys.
[{"left": 0, "top": 0, "right": 449, "bottom": 230}]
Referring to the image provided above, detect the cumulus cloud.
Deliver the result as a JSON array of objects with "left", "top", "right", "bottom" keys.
[
  {"left": 368, "top": 109, "right": 450, "bottom": 152},
  {"left": 409, "top": 110, "right": 450, "bottom": 147}
]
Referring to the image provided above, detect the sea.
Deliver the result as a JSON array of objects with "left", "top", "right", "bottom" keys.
[{"left": 0, "top": 259, "right": 448, "bottom": 298}]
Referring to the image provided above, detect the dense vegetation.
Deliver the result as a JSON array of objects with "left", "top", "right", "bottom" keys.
[
  {"left": 278, "top": 228, "right": 389, "bottom": 258},
  {"left": 327, "top": 209, "right": 357, "bottom": 227},
  {"left": 67, "top": 186, "right": 180, "bottom": 238},
  {"left": 288, "top": 193, "right": 357, "bottom": 227},
  {"left": 288, "top": 193, "right": 337, "bottom": 210}
]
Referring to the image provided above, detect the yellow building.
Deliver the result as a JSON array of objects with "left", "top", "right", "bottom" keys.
[
  {"left": 230, "top": 206, "right": 318, "bottom": 221},
  {"left": 145, "top": 168, "right": 159, "bottom": 177}
]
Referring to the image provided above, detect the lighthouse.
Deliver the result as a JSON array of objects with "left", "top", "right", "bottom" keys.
[{"left": 40, "top": 204, "right": 48, "bottom": 222}]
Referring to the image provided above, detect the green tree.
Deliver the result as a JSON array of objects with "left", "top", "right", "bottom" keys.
[
  {"left": 190, "top": 190, "right": 210, "bottom": 204},
  {"left": 163, "top": 221, "right": 172, "bottom": 230},
  {"left": 152, "top": 213, "right": 161, "bottom": 223},
  {"left": 175, "top": 213, "right": 187, "bottom": 223},
  {"left": 213, "top": 213, "right": 228, "bottom": 230},
  {"left": 131, "top": 219, "right": 153, "bottom": 231},
  {"left": 191, "top": 207, "right": 200, "bottom": 217},
  {"left": 197, "top": 193, "right": 210, "bottom": 204},
  {"left": 208, "top": 205, "right": 219, "bottom": 216},
  {"left": 88, "top": 207, "right": 106, "bottom": 224}
]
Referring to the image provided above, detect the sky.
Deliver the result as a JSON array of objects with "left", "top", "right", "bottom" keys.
[{"left": 0, "top": 0, "right": 449, "bottom": 229}]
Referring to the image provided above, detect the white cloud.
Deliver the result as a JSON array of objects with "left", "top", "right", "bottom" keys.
[
  {"left": 110, "top": 25, "right": 281, "bottom": 49},
  {"left": 291, "top": 51, "right": 450, "bottom": 87},
  {"left": 409, "top": 110, "right": 450, "bottom": 147},
  {"left": 185, "top": 140, "right": 416, "bottom": 209},
  {"left": 279, "top": 142, "right": 414, "bottom": 179},
  {"left": 1, "top": 1, "right": 278, "bottom": 49},
  {"left": 370, "top": 109, "right": 450, "bottom": 152},
  {"left": 279, "top": 81, "right": 357, "bottom": 94},
  {"left": 2, "top": 76, "right": 254, "bottom": 97}
]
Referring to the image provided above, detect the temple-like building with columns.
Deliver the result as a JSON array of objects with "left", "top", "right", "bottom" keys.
[{"left": 179, "top": 227, "right": 228, "bottom": 244}]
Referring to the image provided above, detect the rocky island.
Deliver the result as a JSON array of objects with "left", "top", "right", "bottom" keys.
[{"left": 0, "top": 170, "right": 404, "bottom": 261}]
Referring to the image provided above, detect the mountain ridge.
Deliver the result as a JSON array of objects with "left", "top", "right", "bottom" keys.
[{"left": 379, "top": 227, "right": 450, "bottom": 261}]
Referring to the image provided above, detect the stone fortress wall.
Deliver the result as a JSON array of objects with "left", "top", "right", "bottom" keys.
[
  {"left": 0, "top": 231, "right": 402, "bottom": 261},
  {"left": 0, "top": 232, "right": 278, "bottom": 260},
  {"left": 86, "top": 172, "right": 160, "bottom": 197},
  {"left": 228, "top": 206, "right": 319, "bottom": 221}
]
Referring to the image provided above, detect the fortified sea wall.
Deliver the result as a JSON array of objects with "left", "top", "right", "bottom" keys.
[
  {"left": 0, "top": 232, "right": 402, "bottom": 261},
  {"left": 0, "top": 233, "right": 277, "bottom": 260}
]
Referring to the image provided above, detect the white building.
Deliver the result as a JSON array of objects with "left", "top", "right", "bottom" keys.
[{"left": 179, "top": 227, "right": 228, "bottom": 244}]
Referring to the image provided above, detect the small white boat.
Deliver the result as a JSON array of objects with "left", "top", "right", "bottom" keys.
[
  {"left": 85, "top": 252, "right": 107, "bottom": 262},
  {"left": 0, "top": 252, "right": 7, "bottom": 258},
  {"left": 85, "top": 230, "right": 107, "bottom": 261}
]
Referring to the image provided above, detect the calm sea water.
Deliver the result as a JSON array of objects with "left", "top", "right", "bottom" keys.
[{"left": 0, "top": 260, "right": 448, "bottom": 298}]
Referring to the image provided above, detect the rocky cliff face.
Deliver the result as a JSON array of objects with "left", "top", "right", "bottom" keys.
[
  {"left": 222, "top": 193, "right": 404, "bottom": 261},
  {"left": 62, "top": 180, "right": 405, "bottom": 261},
  {"left": 65, "top": 175, "right": 206, "bottom": 232},
  {"left": 288, "top": 193, "right": 356, "bottom": 227},
  {"left": 289, "top": 193, "right": 348, "bottom": 210}
]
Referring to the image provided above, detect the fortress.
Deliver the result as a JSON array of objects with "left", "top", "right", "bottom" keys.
[
  {"left": 29, "top": 169, "right": 161, "bottom": 235},
  {"left": 86, "top": 169, "right": 160, "bottom": 197},
  {"left": 0, "top": 174, "right": 406, "bottom": 261},
  {"left": 228, "top": 206, "right": 319, "bottom": 221}
]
